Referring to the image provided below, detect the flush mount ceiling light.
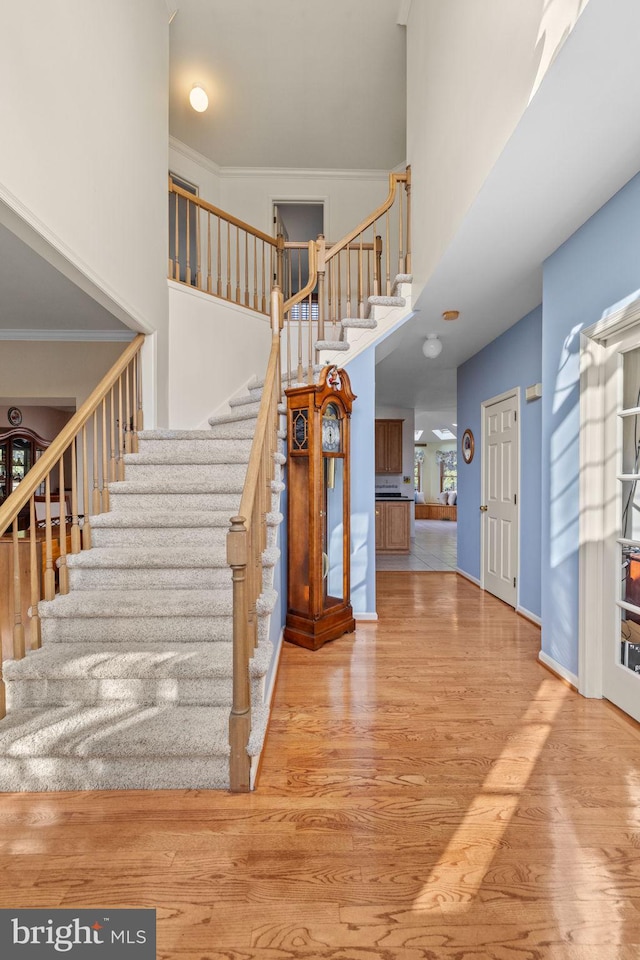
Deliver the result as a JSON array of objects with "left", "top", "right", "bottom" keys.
[
  {"left": 442, "top": 310, "right": 460, "bottom": 322},
  {"left": 422, "top": 334, "right": 443, "bottom": 359},
  {"left": 189, "top": 83, "right": 209, "bottom": 112}
]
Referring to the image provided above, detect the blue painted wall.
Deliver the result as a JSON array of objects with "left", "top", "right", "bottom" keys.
[
  {"left": 347, "top": 347, "right": 377, "bottom": 616},
  {"left": 542, "top": 171, "right": 640, "bottom": 675},
  {"left": 457, "top": 306, "right": 543, "bottom": 617}
]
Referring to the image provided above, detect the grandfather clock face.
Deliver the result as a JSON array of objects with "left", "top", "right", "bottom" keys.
[{"left": 322, "top": 403, "right": 341, "bottom": 453}]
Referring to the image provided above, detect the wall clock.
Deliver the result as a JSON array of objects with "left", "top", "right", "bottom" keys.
[
  {"left": 284, "top": 365, "right": 356, "bottom": 650},
  {"left": 7, "top": 407, "right": 22, "bottom": 427},
  {"left": 461, "top": 428, "right": 474, "bottom": 464}
]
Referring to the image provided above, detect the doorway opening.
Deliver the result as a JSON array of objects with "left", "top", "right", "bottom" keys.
[{"left": 273, "top": 202, "right": 324, "bottom": 298}]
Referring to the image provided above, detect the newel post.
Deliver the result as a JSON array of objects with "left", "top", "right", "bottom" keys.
[{"left": 227, "top": 516, "right": 251, "bottom": 792}]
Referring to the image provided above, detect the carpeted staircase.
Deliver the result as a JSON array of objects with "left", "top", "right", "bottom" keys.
[
  {"left": 0, "top": 276, "right": 412, "bottom": 792},
  {"left": 0, "top": 396, "right": 285, "bottom": 791}
]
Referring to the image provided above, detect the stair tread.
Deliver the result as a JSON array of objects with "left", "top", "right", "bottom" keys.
[
  {"left": 5, "top": 642, "right": 233, "bottom": 679},
  {"left": 109, "top": 480, "right": 243, "bottom": 494},
  {"left": 0, "top": 703, "right": 231, "bottom": 758}
]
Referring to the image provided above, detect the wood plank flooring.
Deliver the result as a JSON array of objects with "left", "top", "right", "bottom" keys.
[{"left": 1, "top": 571, "right": 640, "bottom": 958}]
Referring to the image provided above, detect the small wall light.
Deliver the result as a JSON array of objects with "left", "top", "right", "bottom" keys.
[
  {"left": 422, "top": 334, "right": 443, "bottom": 359},
  {"left": 189, "top": 83, "right": 209, "bottom": 112},
  {"left": 442, "top": 310, "right": 460, "bottom": 322}
]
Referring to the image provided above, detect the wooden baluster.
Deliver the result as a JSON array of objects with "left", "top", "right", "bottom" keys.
[
  {"left": 92, "top": 409, "right": 101, "bottom": 515},
  {"left": 337, "top": 253, "right": 342, "bottom": 325},
  {"left": 287, "top": 305, "right": 292, "bottom": 385},
  {"left": 405, "top": 167, "right": 412, "bottom": 274},
  {"left": 70, "top": 439, "right": 82, "bottom": 553},
  {"left": 82, "top": 426, "right": 92, "bottom": 549},
  {"left": 385, "top": 209, "right": 391, "bottom": 295},
  {"left": 58, "top": 456, "right": 69, "bottom": 595},
  {"left": 227, "top": 516, "right": 251, "bottom": 792},
  {"left": 44, "top": 475, "right": 55, "bottom": 600},
  {"left": 12, "top": 518, "right": 25, "bottom": 659},
  {"left": 207, "top": 213, "right": 213, "bottom": 294},
  {"left": 131, "top": 355, "right": 139, "bottom": 454},
  {"left": 347, "top": 245, "right": 352, "bottom": 318},
  {"left": 367, "top": 234, "right": 372, "bottom": 302},
  {"left": 398, "top": 181, "right": 404, "bottom": 277},
  {"left": 109, "top": 386, "right": 117, "bottom": 483},
  {"left": 117, "top": 376, "right": 124, "bottom": 481},
  {"left": 29, "top": 497, "right": 41, "bottom": 650},
  {"left": 217, "top": 217, "right": 222, "bottom": 296},
  {"left": 196, "top": 203, "right": 202, "bottom": 288},
  {"left": 101, "top": 399, "right": 110, "bottom": 514},
  {"left": 287, "top": 252, "right": 292, "bottom": 304},
  {"left": 261, "top": 242, "right": 266, "bottom": 314},
  {"left": 297, "top": 298, "right": 303, "bottom": 382},
  {"left": 226, "top": 221, "right": 232, "bottom": 300},
  {"left": 125, "top": 366, "right": 132, "bottom": 456},
  {"left": 236, "top": 227, "right": 241, "bottom": 303},
  {"left": 186, "top": 199, "right": 191, "bottom": 285},
  {"left": 244, "top": 232, "right": 249, "bottom": 306},
  {"left": 174, "top": 192, "right": 180, "bottom": 281},
  {"left": 327, "top": 259, "right": 333, "bottom": 327},
  {"left": 253, "top": 236, "right": 258, "bottom": 311},
  {"left": 358, "top": 232, "right": 364, "bottom": 318},
  {"left": 375, "top": 233, "right": 382, "bottom": 297},
  {"left": 136, "top": 349, "right": 144, "bottom": 434},
  {"left": 276, "top": 235, "right": 284, "bottom": 292}
]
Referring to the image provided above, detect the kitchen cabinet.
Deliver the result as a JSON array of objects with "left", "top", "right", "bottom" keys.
[
  {"left": 375, "top": 419, "right": 403, "bottom": 474},
  {"left": 375, "top": 499, "right": 410, "bottom": 554}
]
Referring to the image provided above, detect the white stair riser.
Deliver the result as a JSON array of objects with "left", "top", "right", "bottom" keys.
[
  {"left": 92, "top": 527, "right": 228, "bottom": 549},
  {"left": 123, "top": 463, "right": 247, "bottom": 484},
  {"left": 109, "top": 492, "right": 242, "bottom": 511},
  {"left": 40, "top": 616, "right": 233, "bottom": 645},
  {"left": 137, "top": 439, "right": 252, "bottom": 460},
  {"left": 68, "top": 566, "right": 232, "bottom": 591}
]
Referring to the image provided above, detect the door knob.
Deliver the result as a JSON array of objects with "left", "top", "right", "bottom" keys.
[{"left": 480, "top": 505, "right": 488, "bottom": 512}]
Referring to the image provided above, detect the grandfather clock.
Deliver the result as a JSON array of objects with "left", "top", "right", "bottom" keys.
[{"left": 284, "top": 365, "right": 356, "bottom": 650}]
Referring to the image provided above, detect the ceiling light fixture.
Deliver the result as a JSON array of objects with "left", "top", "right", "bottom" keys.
[
  {"left": 189, "top": 83, "right": 209, "bottom": 112},
  {"left": 422, "top": 334, "right": 443, "bottom": 359},
  {"left": 442, "top": 310, "right": 460, "bottom": 322}
]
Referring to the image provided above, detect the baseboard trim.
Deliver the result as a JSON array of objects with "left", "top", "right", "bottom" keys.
[
  {"left": 354, "top": 612, "right": 378, "bottom": 621},
  {"left": 516, "top": 605, "right": 542, "bottom": 627},
  {"left": 538, "top": 651, "right": 579, "bottom": 692},
  {"left": 456, "top": 568, "right": 481, "bottom": 588}
]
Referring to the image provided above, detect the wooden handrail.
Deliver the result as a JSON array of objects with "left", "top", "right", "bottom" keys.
[
  {"left": 169, "top": 179, "right": 277, "bottom": 248},
  {"left": 0, "top": 335, "right": 144, "bottom": 538},
  {"left": 283, "top": 241, "right": 318, "bottom": 315},
  {"left": 325, "top": 171, "right": 408, "bottom": 263}
]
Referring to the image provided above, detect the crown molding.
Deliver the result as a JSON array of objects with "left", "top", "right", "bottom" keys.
[
  {"left": 168, "top": 137, "right": 389, "bottom": 182},
  {"left": 169, "top": 136, "right": 222, "bottom": 177},
  {"left": 0, "top": 329, "right": 137, "bottom": 342}
]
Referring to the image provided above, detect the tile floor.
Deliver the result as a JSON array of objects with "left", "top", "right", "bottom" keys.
[{"left": 375, "top": 518, "right": 457, "bottom": 571}]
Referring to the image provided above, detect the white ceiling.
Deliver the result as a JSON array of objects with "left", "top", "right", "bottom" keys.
[
  {"left": 168, "top": 0, "right": 407, "bottom": 170},
  {"left": 376, "top": 0, "right": 640, "bottom": 421}
]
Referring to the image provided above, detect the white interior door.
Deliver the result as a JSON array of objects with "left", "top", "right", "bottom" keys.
[
  {"left": 482, "top": 392, "right": 519, "bottom": 607},
  {"left": 602, "top": 339, "right": 640, "bottom": 721}
]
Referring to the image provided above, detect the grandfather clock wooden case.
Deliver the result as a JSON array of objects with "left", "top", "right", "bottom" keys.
[{"left": 284, "top": 366, "right": 356, "bottom": 650}]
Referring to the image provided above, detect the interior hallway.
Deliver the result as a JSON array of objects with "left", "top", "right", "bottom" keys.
[
  {"left": 376, "top": 517, "right": 457, "bottom": 571},
  {"left": 0, "top": 571, "right": 639, "bottom": 957}
]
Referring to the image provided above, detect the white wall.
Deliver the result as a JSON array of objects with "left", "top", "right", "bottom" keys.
[
  {"left": 406, "top": 0, "right": 589, "bottom": 293},
  {"left": 168, "top": 283, "right": 273, "bottom": 428},
  {"left": 0, "top": 0, "right": 170, "bottom": 423},
  {"left": 168, "top": 139, "right": 391, "bottom": 245}
]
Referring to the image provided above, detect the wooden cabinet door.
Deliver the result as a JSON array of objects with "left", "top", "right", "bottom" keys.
[
  {"left": 375, "top": 419, "right": 403, "bottom": 473},
  {"left": 385, "top": 502, "right": 410, "bottom": 552},
  {"left": 375, "top": 502, "right": 385, "bottom": 549},
  {"left": 386, "top": 421, "right": 403, "bottom": 474}
]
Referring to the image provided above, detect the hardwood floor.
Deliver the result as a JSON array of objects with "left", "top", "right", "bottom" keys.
[{"left": 1, "top": 571, "right": 640, "bottom": 958}]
